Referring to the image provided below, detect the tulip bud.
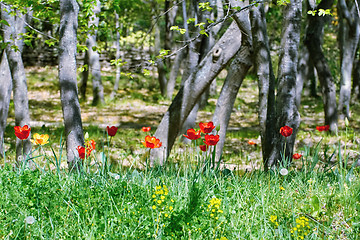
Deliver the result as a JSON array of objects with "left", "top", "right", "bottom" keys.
[
  {"left": 345, "top": 117, "right": 349, "bottom": 127},
  {"left": 216, "top": 125, "right": 221, "bottom": 132},
  {"left": 84, "top": 132, "right": 89, "bottom": 140}
]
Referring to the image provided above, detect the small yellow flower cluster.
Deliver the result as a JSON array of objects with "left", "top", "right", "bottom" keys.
[
  {"left": 207, "top": 197, "right": 223, "bottom": 219},
  {"left": 291, "top": 216, "right": 311, "bottom": 239},
  {"left": 215, "top": 237, "right": 228, "bottom": 240},
  {"left": 151, "top": 185, "right": 174, "bottom": 217},
  {"left": 270, "top": 215, "right": 279, "bottom": 228}
]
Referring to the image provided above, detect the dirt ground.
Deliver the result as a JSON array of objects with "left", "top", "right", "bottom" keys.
[{"left": 5, "top": 67, "right": 360, "bottom": 171}]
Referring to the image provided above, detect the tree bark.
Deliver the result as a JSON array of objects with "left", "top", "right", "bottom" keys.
[
  {"left": 0, "top": 52, "right": 12, "bottom": 158},
  {"left": 59, "top": 0, "right": 84, "bottom": 171},
  {"left": 266, "top": 0, "right": 302, "bottom": 168},
  {"left": 304, "top": 0, "right": 338, "bottom": 132},
  {"left": 296, "top": 45, "right": 315, "bottom": 108},
  {"left": 250, "top": 3, "right": 276, "bottom": 167},
  {"left": 166, "top": 47, "right": 186, "bottom": 99},
  {"left": 87, "top": 0, "right": 104, "bottom": 106},
  {"left": 110, "top": 12, "right": 121, "bottom": 99},
  {"left": 353, "top": 55, "right": 360, "bottom": 101},
  {"left": 150, "top": 21, "right": 242, "bottom": 165},
  {"left": 154, "top": 22, "right": 168, "bottom": 96},
  {"left": 212, "top": 44, "right": 252, "bottom": 162},
  {"left": 80, "top": 49, "right": 89, "bottom": 100},
  {"left": 338, "top": 0, "right": 360, "bottom": 119},
  {"left": 1, "top": 5, "right": 32, "bottom": 164}
]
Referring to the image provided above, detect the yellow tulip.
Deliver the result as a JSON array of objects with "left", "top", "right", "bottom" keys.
[{"left": 31, "top": 133, "right": 49, "bottom": 145}]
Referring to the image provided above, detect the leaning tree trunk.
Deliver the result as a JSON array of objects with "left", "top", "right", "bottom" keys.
[
  {"left": 181, "top": 0, "right": 224, "bottom": 140},
  {"left": 250, "top": 3, "right": 276, "bottom": 167},
  {"left": 210, "top": 0, "right": 252, "bottom": 162},
  {"left": 150, "top": 21, "right": 242, "bottom": 165},
  {"left": 59, "top": 0, "right": 85, "bottom": 171},
  {"left": 304, "top": 0, "right": 338, "bottom": 132},
  {"left": 266, "top": 0, "right": 302, "bottom": 168},
  {"left": 337, "top": 0, "right": 360, "bottom": 120},
  {"left": 212, "top": 44, "right": 252, "bottom": 162},
  {"left": 87, "top": 0, "right": 104, "bottom": 106},
  {"left": 1, "top": 6, "right": 32, "bottom": 164},
  {"left": 0, "top": 52, "right": 12, "bottom": 158}
]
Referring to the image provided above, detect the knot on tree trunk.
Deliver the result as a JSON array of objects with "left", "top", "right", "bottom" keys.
[{"left": 212, "top": 48, "right": 222, "bottom": 62}]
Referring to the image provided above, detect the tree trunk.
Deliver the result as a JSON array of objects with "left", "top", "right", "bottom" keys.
[
  {"left": 0, "top": 52, "right": 12, "bottom": 158},
  {"left": 266, "top": 0, "right": 302, "bottom": 168},
  {"left": 87, "top": 0, "right": 104, "bottom": 106},
  {"left": 296, "top": 45, "right": 315, "bottom": 108},
  {"left": 1, "top": 6, "right": 32, "bottom": 164},
  {"left": 353, "top": 55, "right": 360, "bottom": 101},
  {"left": 150, "top": 21, "right": 242, "bottom": 165},
  {"left": 304, "top": 0, "right": 338, "bottom": 132},
  {"left": 212, "top": 44, "right": 252, "bottom": 162},
  {"left": 110, "top": 12, "right": 121, "bottom": 99},
  {"left": 59, "top": 0, "right": 84, "bottom": 171},
  {"left": 154, "top": 22, "right": 168, "bottom": 96},
  {"left": 250, "top": 3, "right": 276, "bottom": 167},
  {"left": 80, "top": 49, "right": 89, "bottom": 100},
  {"left": 166, "top": 47, "right": 186, "bottom": 99},
  {"left": 338, "top": 0, "right": 360, "bottom": 119}
]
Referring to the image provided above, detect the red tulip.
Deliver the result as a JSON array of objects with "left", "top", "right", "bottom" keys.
[
  {"left": 183, "top": 128, "right": 201, "bottom": 140},
  {"left": 199, "top": 145, "right": 209, "bottom": 152},
  {"left": 142, "top": 135, "right": 162, "bottom": 149},
  {"left": 203, "top": 134, "right": 220, "bottom": 146},
  {"left": 77, "top": 146, "right": 86, "bottom": 159},
  {"left": 14, "top": 125, "right": 31, "bottom": 140},
  {"left": 106, "top": 126, "right": 118, "bottom": 137},
  {"left": 77, "top": 140, "right": 96, "bottom": 159},
  {"left": 199, "top": 121, "right": 215, "bottom": 134},
  {"left": 292, "top": 153, "right": 302, "bottom": 159},
  {"left": 248, "top": 140, "right": 256, "bottom": 145},
  {"left": 316, "top": 125, "right": 330, "bottom": 132},
  {"left": 280, "top": 126, "right": 293, "bottom": 137},
  {"left": 142, "top": 126, "right": 151, "bottom": 132}
]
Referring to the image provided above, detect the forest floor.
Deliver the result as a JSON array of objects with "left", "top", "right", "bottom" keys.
[{"left": 3, "top": 66, "right": 360, "bottom": 172}]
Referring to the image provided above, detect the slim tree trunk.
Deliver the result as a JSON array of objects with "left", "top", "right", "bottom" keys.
[
  {"left": 150, "top": 22, "right": 242, "bottom": 165},
  {"left": 110, "top": 12, "right": 121, "bottom": 99},
  {"left": 250, "top": 3, "right": 276, "bottom": 167},
  {"left": 296, "top": 46, "right": 314, "bottom": 108},
  {"left": 304, "top": 0, "right": 338, "bottom": 132},
  {"left": 1, "top": 5, "right": 32, "bottom": 164},
  {"left": 154, "top": 22, "right": 168, "bottom": 96},
  {"left": 353, "top": 55, "right": 360, "bottom": 101},
  {"left": 80, "top": 49, "right": 89, "bottom": 100},
  {"left": 87, "top": 0, "right": 104, "bottom": 106},
  {"left": 338, "top": 0, "right": 360, "bottom": 119},
  {"left": 0, "top": 52, "right": 12, "bottom": 158},
  {"left": 166, "top": 47, "right": 186, "bottom": 99},
  {"left": 59, "top": 0, "right": 84, "bottom": 171}
]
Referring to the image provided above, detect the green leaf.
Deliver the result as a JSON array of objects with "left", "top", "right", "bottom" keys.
[{"left": 310, "top": 195, "right": 320, "bottom": 212}]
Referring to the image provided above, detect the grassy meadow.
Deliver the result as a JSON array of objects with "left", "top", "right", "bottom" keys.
[{"left": 0, "top": 67, "right": 360, "bottom": 239}]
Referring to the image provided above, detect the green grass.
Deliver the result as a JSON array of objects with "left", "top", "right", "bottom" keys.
[
  {"left": 2, "top": 67, "right": 360, "bottom": 239},
  {"left": 0, "top": 146, "right": 359, "bottom": 239}
]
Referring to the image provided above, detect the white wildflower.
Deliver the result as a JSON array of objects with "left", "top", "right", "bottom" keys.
[
  {"left": 279, "top": 168, "right": 289, "bottom": 176},
  {"left": 25, "top": 216, "right": 36, "bottom": 225}
]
